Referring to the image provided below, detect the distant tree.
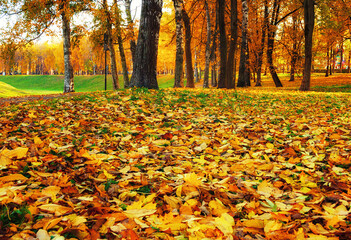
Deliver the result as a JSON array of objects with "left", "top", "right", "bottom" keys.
[{"left": 129, "top": 0, "right": 163, "bottom": 89}]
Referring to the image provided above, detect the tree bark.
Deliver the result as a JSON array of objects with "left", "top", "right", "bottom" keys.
[
  {"left": 289, "top": 13, "right": 298, "bottom": 82},
  {"left": 203, "top": 0, "right": 211, "bottom": 88},
  {"left": 129, "top": 0, "right": 163, "bottom": 89},
  {"left": 299, "top": 0, "right": 315, "bottom": 91},
  {"left": 325, "top": 44, "right": 329, "bottom": 77},
  {"left": 182, "top": 8, "right": 194, "bottom": 88},
  {"left": 217, "top": 0, "right": 227, "bottom": 88},
  {"left": 340, "top": 38, "right": 343, "bottom": 73},
  {"left": 124, "top": 0, "right": 137, "bottom": 63},
  {"left": 62, "top": 10, "right": 74, "bottom": 93},
  {"left": 226, "top": 0, "right": 237, "bottom": 89},
  {"left": 237, "top": 0, "right": 250, "bottom": 87},
  {"left": 173, "top": 0, "right": 184, "bottom": 88},
  {"left": 103, "top": 0, "right": 119, "bottom": 90},
  {"left": 266, "top": 0, "right": 283, "bottom": 88},
  {"left": 114, "top": 0, "right": 129, "bottom": 88},
  {"left": 256, "top": 0, "right": 268, "bottom": 86}
]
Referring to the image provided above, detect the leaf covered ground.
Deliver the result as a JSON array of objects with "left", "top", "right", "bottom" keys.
[{"left": 0, "top": 88, "right": 351, "bottom": 240}]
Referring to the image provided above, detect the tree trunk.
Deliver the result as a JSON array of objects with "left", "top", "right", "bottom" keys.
[
  {"left": 237, "top": 0, "right": 250, "bottom": 87},
  {"left": 299, "top": 0, "right": 314, "bottom": 91},
  {"left": 217, "top": 0, "right": 227, "bottom": 88},
  {"left": 266, "top": 0, "right": 283, "bottom": 88},
  {"left": 325, "top": 44, "right": 329, "bottom": 77},
  {"left": 194, "top": 49, "right": 199, "bottom": 83},
  {"left": 348, "top": 52, "right": 350, "bottom": 73},
  {"left": 114, "top": 0, "right": 129, "bottom": 88},
  {"left": 124, "top": 0, "right": 137, "bottom": 63},
  {"left": 62, "top": 10, "right": 74, "bottom": 93},
  {"left": 340, "top": 38, "right": 343, "bottom": 73},
  {"left": 203, "top": 0, "right": 211, "bottom": 88},
  {"left": 182, "top": 8, "right": 194, "bottom": 88},
  {"left": 173, "top": 0, "right": 184, "bottom": 88},
  {"left": 212, "top": 64, "right": 217, "bottom": 87},
  {"left": 129, "top": 0, "right": 163, "bottom": 89},
  {"left": 226, "top": 0, "right": 238, "bottom": 89},
  {"left": 256, "top": 0, "right": 268, "bottom": 87},
  {"left": 331, "top": 47, "right": 334, "bottom": 75},
  {"left": 103, "top": 0, "right": 119, "bottom": 90},
  {"left": 289, "top": 13, "right": 298, "bottom": 82}
]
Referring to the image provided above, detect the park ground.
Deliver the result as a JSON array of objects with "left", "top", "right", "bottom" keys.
[
  {"left": 2, "top": 73, "right": 351, "bottom": 98},
  {"left": 0, "top": 74, "right": 351, "bottom": 239}
]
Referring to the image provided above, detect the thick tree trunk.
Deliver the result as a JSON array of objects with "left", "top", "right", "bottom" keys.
[
  {"left": 62, "top": 11, "right": 74, "bottom": 93},
  {"left": 289, "top": 13, "right": 298, "bottom": 82},
  {"left": 103, "top": 0, "right": 119, "bottom": 90},
  {"left": 114, "top": 0, "right": 129, "bottom": 88},
  {"left": 331, "top": 48, "right": 334, "bottom": 75},
  {"left": 325, "top": 44, "right": 329, "bottom": 77},
  {"left": 194, "top": 50, "right": 199, "bottom": 83},
  {"left": 182, "top": 8, "right": 194, "bottom": 88},
  {"left": 129, "top": 0, "right": 163, "bottom": 89},
  {"left": 217, "top": 0, "right": 227, "bottom": 88},
  {"left": 256, "top": 0, "right": 268, "bottom": 86},
  {"left": 226, "top": 0, "right": 237, "bottom": 89},
  {"left": 173, "top": 0, "right": 184, "bottom": 88},
  {"left": 340, "top": 38, "right": 343, "bottom": 73},
  {"left": 212, "top": 64, "right": 217, "bottom": 87},
  {"left": 203, "top": 0, "right": 211, "bottom": 88},
  {"left": 299, "top": 0, "right": 315, "bottom": 91},
  {"left": 266, "top": 0, "right": 283, "bottom": 88},
  {"left": 124, "top": 0, "right": 137, "bottom": 63},
  {"left": 237, "top": 0, "right": 250, "bottom": 87}
]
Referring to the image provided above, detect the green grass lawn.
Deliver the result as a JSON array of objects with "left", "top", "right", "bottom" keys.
[
  {"left": 0, "top": 74, "right": 176, "bottom": 97},
  {"left": 1, "top": 72, "right": 351, "bottom": 98}
]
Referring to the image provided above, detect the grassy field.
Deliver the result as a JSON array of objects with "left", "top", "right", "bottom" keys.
[
  {"left": 1, "top": 72, "right": 351, "bottom": 98},
  {"left": 0, "top": 74, "right": 175, "bottom": 97}
]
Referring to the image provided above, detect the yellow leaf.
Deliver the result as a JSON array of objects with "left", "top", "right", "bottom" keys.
[
  {"left": 0, "top": 174, "right": 27, "bottom": 182},
  {"left": 38, "top": 204, "right": 72, "bottom": 216},
  {"left": 36, "top": 229, "right": 50, "bottom": 240},
  {"left": 34, "top": 136, "right": 43, "bottom": 145},
  {"left": 257, "top": 180, "right": 274, "bottom": 197},
  {"left": 65, "top": 214, "right": 87, "bottom": 226},
  {"left": 41, "top": 186, "right": 61, "bottom": 201},
  {"left": 209, "top": 199, "right": 228, "bottom": 216},
  {"left": 213, "top": 213, "right": 235, "bottom": 235},
  {"left": 124, "top": 209, "right": 156, "bottom": 218},
  {"left": 184, "top": 172, "right": 201, "bottom": 187},
  {"left": 103, "top": 170, "right": 114, "bottom": 179},
  {"left": 242, "top": 219, "right": 265, "bottom": 228},
  {"left": 295, "top": 227, "right": 306, "bottom": 240},
  {"left": 264, "top": 220, "right": 282, "bottom": 233},
  {"left": 266, "top": 143, "right": 274, "bottom": 149}
]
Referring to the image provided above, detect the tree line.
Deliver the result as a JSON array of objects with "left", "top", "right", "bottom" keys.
[{"left": 0, "top": 0, "right": 350, "bottom": 92}]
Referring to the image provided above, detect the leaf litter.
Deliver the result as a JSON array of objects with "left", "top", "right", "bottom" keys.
[{"left": 0, "top": 88, "right": 351, "bottom": 240}]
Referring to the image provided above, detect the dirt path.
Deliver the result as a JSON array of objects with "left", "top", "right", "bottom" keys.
[{"left": 0, "top": 92, "right": 87, "bottom": 106}]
